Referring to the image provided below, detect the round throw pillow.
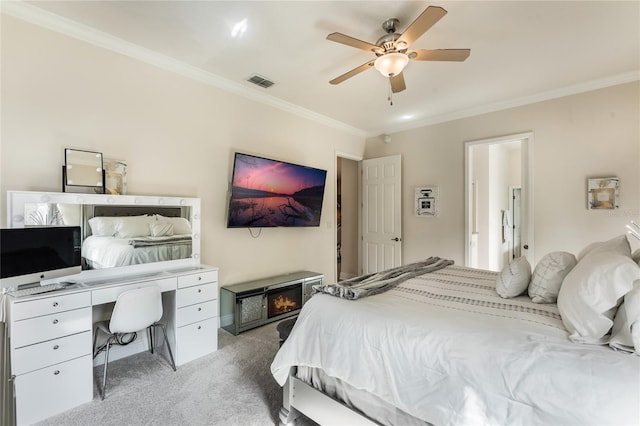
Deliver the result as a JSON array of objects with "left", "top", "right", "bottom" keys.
[
  {"left": 528, "top": 251, "right": 577, "bottom": 303},
  {"left": 496, "top": 257, "right": 531, "bottom": 298}
]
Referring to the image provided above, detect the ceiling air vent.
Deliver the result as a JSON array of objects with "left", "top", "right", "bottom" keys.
[{"left": 247, "top": 74, "right": 275, "bottom": 89}]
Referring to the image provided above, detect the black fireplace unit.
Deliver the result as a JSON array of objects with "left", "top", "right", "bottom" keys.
[{"left": 220, "top": 271, "right": 323, "bottom": 335}]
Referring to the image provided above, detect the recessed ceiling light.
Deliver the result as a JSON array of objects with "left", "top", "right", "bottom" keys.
[{"left": 231, "top": 18, "right": 247, "bottom": 38}]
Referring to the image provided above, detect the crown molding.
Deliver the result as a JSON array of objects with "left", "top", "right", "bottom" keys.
[
  {"left": 374, "top": 70, "right": 640, "bottom": 137},
  {"left": 1, "top": 1, "right": 367, "bottom": 139}
]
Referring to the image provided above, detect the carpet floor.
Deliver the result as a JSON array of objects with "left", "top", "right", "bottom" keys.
[{"left": 35, "top": 320, "right": 313, "bottom": 426}]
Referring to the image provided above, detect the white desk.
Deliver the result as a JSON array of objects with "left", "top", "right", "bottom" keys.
[{"left": 5, "top": 265, "right": 219, "bottom": 425}]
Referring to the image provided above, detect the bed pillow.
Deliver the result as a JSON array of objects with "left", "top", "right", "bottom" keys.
[
  {"left": 114, "top": 215, "right": 152, "bottom": 238},
  {"left": 557, "top": 252, "right": 640, "bottom": 344},
  {"left": 496, "top": 257, "right": 531, "bottom": 298},
  {"left": 632, "top": 249, "right": 640, "bottom": 266},
  {"left": 157, "top": 215, "right": 192, "bottom": 235},
  {"left": 88, "top": 216, "right": 118, "bottom": 237},
  {"left": 528, "top": 252, "right": 577, "bottom": 303},
  {"left": 609, "top": 280, "right": 640, "bottom": 355},
  {"left": 577, "top": 235, "right": 631, "bottom": 261},
  {"left": 150, "top": 222, "right": 174, "bottom": 237}
]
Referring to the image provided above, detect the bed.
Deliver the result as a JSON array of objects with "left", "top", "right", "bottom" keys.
[
  {"left": 81, "top": 205, "right": 193, "bottom": 269},
  {"left": 271, "top": 242, "right": 640, "bottom": 425}
]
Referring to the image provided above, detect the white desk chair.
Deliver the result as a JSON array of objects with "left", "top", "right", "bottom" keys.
[{"left": 92, "top": 285, "right": 176, "bottom": 400}]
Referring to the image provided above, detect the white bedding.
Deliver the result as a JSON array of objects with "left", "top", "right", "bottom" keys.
[
  {"left": 82, "top": 235, "right": 192, "bottom": 269},
  {"left": 271, "top": 265, "right": 640, "bottom": 425}
]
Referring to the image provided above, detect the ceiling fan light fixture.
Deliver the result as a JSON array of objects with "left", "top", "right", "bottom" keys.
[{"left": 374, "top": 52, "right": 409, "bottom": 77}]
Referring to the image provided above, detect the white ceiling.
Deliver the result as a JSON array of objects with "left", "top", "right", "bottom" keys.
[{"left": 14, "top": 1, "right": 640, "bottom": 137}]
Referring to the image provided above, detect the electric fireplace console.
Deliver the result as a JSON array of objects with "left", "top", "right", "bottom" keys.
[{"left": 219, "top": 271, "right": 323, "bottom": 335}]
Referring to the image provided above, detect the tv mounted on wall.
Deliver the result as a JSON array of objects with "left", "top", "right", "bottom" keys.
[{"left": 227, "top": 152, "right": 327, "bottom": 228}]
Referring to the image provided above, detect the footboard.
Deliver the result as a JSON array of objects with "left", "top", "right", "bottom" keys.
[{"left": 279, "top": 369, "right": 377, "bottom": 426}]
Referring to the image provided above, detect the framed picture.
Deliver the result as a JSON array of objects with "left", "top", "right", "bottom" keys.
[
  {"left": 587, "top": 177, "right": 619, "bottom": 210},
  {"left": 104, "top": 159, "right": 127, "bottom": 195},
  {"left": 415, "top": 186, "right": 439, "bottom": 217}
]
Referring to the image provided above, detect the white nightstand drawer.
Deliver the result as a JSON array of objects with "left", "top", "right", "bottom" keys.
[
  {"left": 12, "top": 307, "right": 92, "bottom": 349},
  {"left": 12, "top": 331, "right": 92, "bottom": 375},
  {"left": 91, "top": 277, "right": 176, "bottom": 305},
  {"left": 177, "top": 270, "right": 217, "bottom": 289},
  {"left": 177, "top": 300, "right": 219, "bottom": 327},
  {"left": 12, "top": 291, "right": 91, "bottom": 321},
  {"left": 14, "top": 355, "right": 93, "bottom": 426},
  {"left": 176, "top": 317, "right": 218, "bottom": 366},
  {"left": 176, "top": 282, "right": 217, "bottom": 308}
]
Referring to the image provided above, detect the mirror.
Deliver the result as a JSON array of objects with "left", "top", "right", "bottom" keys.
[
  {"left": 64, "top": 148, "right": 104, "bottom": 193},
  {"left": 8, "top": 191, "right": 201, "bottom": 279}
]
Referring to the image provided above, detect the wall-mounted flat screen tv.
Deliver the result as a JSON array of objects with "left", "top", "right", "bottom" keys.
[{"left": 227, "top": 152, "right": 327, "bottom": 228}]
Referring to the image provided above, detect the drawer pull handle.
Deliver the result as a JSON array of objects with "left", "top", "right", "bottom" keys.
[
  {"left": 198, "top": 307, "right": 202, "bottom": 311},
  {"left": 197, "top": 326, "right": 202, "bottom": 330},
  {"left": 198, "top": 289, "right": 202, "bottom": 293},
  {"left": 198, "top": 277, "right": 202, "bottom": 281},
  {"left": 52, "top": 319, "right": 59, "bottom": 324},
  {"left": 53, "top": 302, "right": 59, "bottom": 307},
  {"left": 53, "top": 345, "right": 59, "bottom": 350},
  {"left": 53, "top": 370, "right": 60, "bottom": 375}
]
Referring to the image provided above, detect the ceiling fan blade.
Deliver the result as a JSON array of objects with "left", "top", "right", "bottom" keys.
[
  {"left": 397, "top": 6, "right": 448, "bottom": 47},
  {"left": 327, "top": 32, "right": 380, "bottom": 53},
  {"left": 390, "top": 73, "right": 406, "bottom": 93},
  {"left": 329, "top": 60, "right": 376, "bottom": 85},
  {"left": 410, "top": 49, "right": 470, "bottom": 62}
]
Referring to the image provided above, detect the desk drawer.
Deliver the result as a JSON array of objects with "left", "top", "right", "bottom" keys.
[
  {"left": 176, "top": 317, "right": 218, "bottom": 366},
  {"left": 177, "top": 300, "right": 219, "bottom": 327},
  {"left": 91, "top": 277, "right": 176, "bottom": 305},
  {"left": 12, "top": 307, "right": 92, "bottom": 349},
  {"left": 177, "top": 270, "right": 217, "bottom": 289},
  {"left": 177, "top": 282, "right": 217, "bottom": 308},
  {"left": 12, "top": 331, "right": 92, "bottom": 375},
  {"left": 12, "top": 292, "right": 91, "bottom": 321},
  {"left": 14, "top": 355, "right": 93, "bottom": 426}
]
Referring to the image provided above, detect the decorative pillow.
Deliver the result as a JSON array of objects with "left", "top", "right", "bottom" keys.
[
  {"left": 496, "top": 257, "right": 531, "bottom": 298},
  {"left": 157, "top": 215, "right": 192, "bottom": 235},
  {"left": 528, "top": 252, "right": 577, "bottom": 303},
  {"left": 609, "top": 280, "right": 640, "bottom": 355},
  {"left": 150, "top": 222, "right": 174, "bottom": 237},
  {"left": 557, "top": 252, "right": 640, "bottom": 344},
  {"left": 88, "top": 216, "right": 118, "bottom": 237},
  {"left": 577, "top": 235, "right": 631, "bottom": 261},
  {"left": 114, "top": 215, "right": 152, "bottom": 239}
]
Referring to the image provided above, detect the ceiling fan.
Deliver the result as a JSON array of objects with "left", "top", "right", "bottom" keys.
[{"left": 327, "top": 5, "right": 470, "bottom": 94}]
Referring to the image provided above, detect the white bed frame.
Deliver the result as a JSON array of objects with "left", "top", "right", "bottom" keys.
[{"left": 279, "top": 369, "right": 377, "bottom": 426}]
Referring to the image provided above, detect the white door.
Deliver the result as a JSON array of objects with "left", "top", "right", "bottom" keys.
[{"left": 361, "top": 155, "right": 402, "bottom": 274}]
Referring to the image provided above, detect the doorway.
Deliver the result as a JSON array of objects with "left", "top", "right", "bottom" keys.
[
  {"left": 336, "top": 153, "right": 361, "bottom": 282},
  {"left": 465, "top": 133, "right": 534, "bottom": 271}
]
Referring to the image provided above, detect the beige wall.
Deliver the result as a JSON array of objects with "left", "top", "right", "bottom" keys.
[
  {"left": 0, "top": 16, "right": 365, "bottom": 285},
  {"left": 365, "top": 81, "right": 640, "bottom": 266}
]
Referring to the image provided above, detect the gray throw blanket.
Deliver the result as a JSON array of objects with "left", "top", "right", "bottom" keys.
[{"left": 313, "top": 256, "right": 454, "bottom": 300}]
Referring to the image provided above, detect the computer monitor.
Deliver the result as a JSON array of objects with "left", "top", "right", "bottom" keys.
[{"left": 1, "top": 226, "right": 82, "bottom": 289}]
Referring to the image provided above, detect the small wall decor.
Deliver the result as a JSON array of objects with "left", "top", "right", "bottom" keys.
[
  {"left": 63, "top": 148, "right": 105, "bottom": 194},
  {"left": 415, "top": 186, "right": 439, "bottom": 217},
  {"left": 587, "top": 177, "right": 619, "bottom": 210},
  {"left": 104, "top": 159, "right": 127, "bottom": 195}
]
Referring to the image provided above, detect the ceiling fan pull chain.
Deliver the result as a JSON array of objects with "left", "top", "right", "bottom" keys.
[{"left": 388, "top": 80, "right": 393, "bottom": 106}]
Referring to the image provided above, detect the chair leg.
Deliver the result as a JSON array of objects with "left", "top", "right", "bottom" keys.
[
  {"left": 92, "top": 327, "right": 99, "bottom": 358},
  {"left": 100, "top": 338, "right": 113, "bottom": 400},
  {"left": 157, "top": 323, "right": 176, "bottom": 372},
  {"left": 148, "top": 326, "right": 155, "bottom": 354}
]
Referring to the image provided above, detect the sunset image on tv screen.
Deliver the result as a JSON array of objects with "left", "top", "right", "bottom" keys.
[{"left": 227, "top": 153, "right": 327, "bottom": 227}]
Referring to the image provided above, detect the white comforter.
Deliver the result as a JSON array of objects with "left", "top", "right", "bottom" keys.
[{"left": 271, "top": 265, "right": 640, "bottom": 426}]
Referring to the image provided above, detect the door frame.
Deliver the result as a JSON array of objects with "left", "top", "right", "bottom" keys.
[
  {"left": 335, "top": 151, "right": 363, "bottom": 283},
  {"left": 464, "top": 132, "right": 535, "bottom": 267}
]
